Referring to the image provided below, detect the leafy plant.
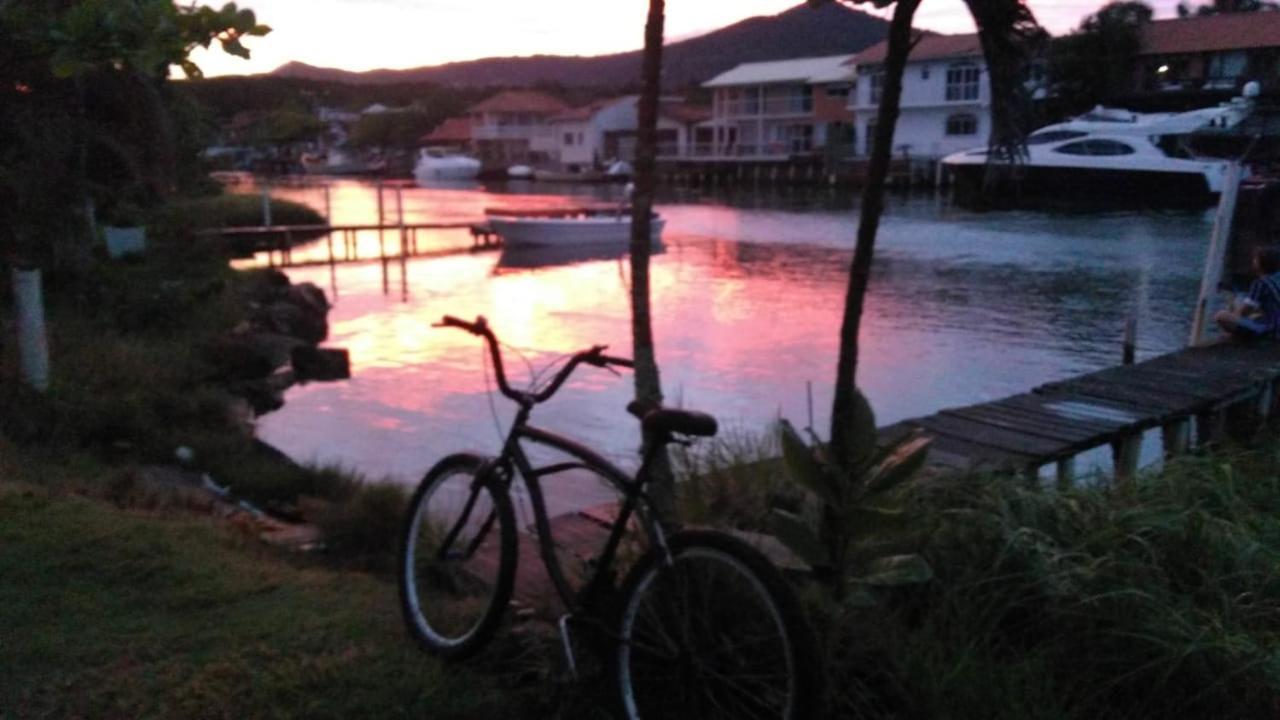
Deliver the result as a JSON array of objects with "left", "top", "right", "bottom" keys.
[{"left": 771, "top": 388, "right": 933, "bottom": 603}]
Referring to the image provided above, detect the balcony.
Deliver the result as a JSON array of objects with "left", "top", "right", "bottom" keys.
[{"left": 471, "top": 124, "right": 552, "bottom": 141}]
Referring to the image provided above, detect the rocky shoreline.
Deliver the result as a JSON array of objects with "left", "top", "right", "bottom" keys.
[{"left": 203, "top": 268, "right": 349, "bottom": 418}]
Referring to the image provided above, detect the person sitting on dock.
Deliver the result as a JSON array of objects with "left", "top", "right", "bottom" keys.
[{"left": 1215, "top": 246, "right": 1280, "bottom": 340}]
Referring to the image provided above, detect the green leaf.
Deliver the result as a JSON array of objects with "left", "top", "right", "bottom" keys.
[
  {"left": 778, "top": 420, "right": 837, "bottom": 506},
  {"left": 843, "top": 587, "right": 879, "bottom": 609},
  {"left": 843, "top": 388, "right": 878, "bottom": 476},
  {"left": 768, "top": 508, "right": 831, "bottom": 569},
  {"left": 846, "top": 503, "right": 912, "bottom": 538},
  {"left": 864, "top": 433, "right": 931, "bottom": 497},
  {"left": 856, "top": 554, "right": 933, "bottom": 587}
]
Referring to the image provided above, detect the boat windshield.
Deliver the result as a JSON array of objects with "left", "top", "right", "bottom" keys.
[{"left": 1027, "top": 130, "right": 1088, "bottom": 145}]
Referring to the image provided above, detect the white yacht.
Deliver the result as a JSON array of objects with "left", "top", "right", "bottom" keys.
[
  {"left": 412, "top": 147, "right": 481, "bottom": 184},
  {"left": 942, "top": 99, "right": 1253, "bottom": 206}
]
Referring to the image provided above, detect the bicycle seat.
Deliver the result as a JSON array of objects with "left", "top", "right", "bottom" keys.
[{"left": 627, "top": 401, "right": 718, "bottom": 438}]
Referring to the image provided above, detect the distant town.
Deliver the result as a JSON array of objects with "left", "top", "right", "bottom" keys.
[{"left": 194, "top": 10, "right": 1280, "bottom": 185}]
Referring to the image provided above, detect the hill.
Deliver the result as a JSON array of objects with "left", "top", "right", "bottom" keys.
[{"left": 268, "top": 3, "right": 888, "bottom": 88}]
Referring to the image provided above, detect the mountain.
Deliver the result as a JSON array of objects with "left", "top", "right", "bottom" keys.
[{"left": 268, "top": 3, "right": 889, "bottom": 88}]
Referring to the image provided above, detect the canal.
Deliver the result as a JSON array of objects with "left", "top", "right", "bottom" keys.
[{"left": 241, "top": 178, "right": 1216, "bottom": 489}]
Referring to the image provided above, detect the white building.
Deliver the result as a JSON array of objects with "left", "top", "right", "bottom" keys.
[
  {"left": 550, "top": 96, "right": 710, "bottom": 171},
  {"left": 700, "top": 54, "right": 858, "bottom": 161},
  {"left": 467, "top": 90, "right": 569, "bottom": 168},
  {"left": 850, "top": 33, "right": 989, "bottom": 159}
]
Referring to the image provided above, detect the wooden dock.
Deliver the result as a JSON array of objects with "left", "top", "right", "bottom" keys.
[
  {"left": 882, "top": 340, "right": 1280, "bottom": 485},
  {"left": 197, "top": 222, "right": 500, "bottom": 269}
]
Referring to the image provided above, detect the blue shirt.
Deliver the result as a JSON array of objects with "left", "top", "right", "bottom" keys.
[{"left": 1244, "top": 271, "right": 1280, "bottom": 338}]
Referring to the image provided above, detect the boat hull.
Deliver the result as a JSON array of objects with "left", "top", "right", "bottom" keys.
[
  {"left": 488, "top": 216, "right": 665, "bottom": 248},
  {"left": 946, "top": 163, "right": 1218, "bottom": 209}
]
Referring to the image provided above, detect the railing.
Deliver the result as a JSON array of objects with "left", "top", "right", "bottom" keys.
[
  {"left": 656, "top": 142, "right": 824, "bottom": 160},
  {"left": 471, "top": 125, "right": 552, "bottom": 140},
  {"left": 719, "top": 99, "right": 812, "bottom": 118}
]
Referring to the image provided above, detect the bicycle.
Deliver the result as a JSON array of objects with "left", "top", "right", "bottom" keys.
[{"left": 397, "top": 314, "right": 823, "bottom": 719}]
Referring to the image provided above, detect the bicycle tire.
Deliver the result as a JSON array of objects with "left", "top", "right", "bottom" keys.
[
  {"left": 612, "top": 530, "right": 824, "bottom": 720},
  {"left": 398, "top": 453, "right": 516, "bottom": 660}
]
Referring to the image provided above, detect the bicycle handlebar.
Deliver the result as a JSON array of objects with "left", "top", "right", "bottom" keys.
[{"left": 434, "top": 314, "right": 632, "bottom": 407}]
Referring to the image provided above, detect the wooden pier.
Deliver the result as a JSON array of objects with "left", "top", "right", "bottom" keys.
[{"left": 881, "top": 340, "right": 1280, "bottom": 485}]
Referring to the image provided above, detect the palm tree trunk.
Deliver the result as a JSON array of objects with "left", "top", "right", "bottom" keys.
[
  {"left": 829, "top": 0, "right": 920, "bottom": 465},
  {"left": 629, "top": 0, "right": 677, "bottom": 525}
]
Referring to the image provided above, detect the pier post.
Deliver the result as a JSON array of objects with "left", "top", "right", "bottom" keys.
[
  {"left": 1122, "top": 315, "right": 1136, "bottom": 365},
  {"left": 1189, "top": 161, "right": 1243, "bottom": 345},
  {"left": 323, "top": 184, "right": 331, "bottom": 224},
  {"left": 1161, "top": 419, "right": 1191, "bottom": 457},
  {"left": 12, "top": 267, "right": 49, "bottom": 393},
  {"left": 1055, "top": 456, "right": 1076, "bottom": 489},
  {"left": 260, "top": 182, "right": 272, "bottom": 226},
  {"left": 1111, "top": 435, "right": 1141, "bottom": 483}
]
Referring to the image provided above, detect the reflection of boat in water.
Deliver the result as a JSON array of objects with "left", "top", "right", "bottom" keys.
[
  {"left": 943, "top": 100, "right": 1249, "bottom": 207},
  {"left": 496, "top": 240, "right": 665, "bottom": 270},
  {"left": 485, "top": 206, "right": 664, "bottom": 249},
  {"left": 413, "top": 147, "right": 481, "bottom": 184},
  {"left": 301, "top": 148, "right": 386, "bottom": 176}
]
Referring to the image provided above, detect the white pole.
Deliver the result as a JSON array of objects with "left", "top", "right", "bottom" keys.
[
  {"left": 261, "top": 182, "right": 273, "bottom": 226},
  {"left": 13, "top": 267, "right": 49, "bottom": 393},
  {"left": 1189, "top": 161, "right": 1243, "bottom": 346}
]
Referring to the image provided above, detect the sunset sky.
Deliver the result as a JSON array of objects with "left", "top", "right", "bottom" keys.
[{"left": 193, "top": 0, "right": 1189, "bottom": 78}]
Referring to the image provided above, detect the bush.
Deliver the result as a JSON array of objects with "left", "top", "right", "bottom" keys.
[{"left": 146, "top": 193, "right": 326, "bottom": 248}]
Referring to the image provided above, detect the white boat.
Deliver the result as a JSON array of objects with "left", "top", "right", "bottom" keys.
[
  {"left": 413, "top": 147, "right": 481, "bottom": 183},
  {"left": 942, "top": 100, "right": 1251, "bottom": 207},
  {"left": 485, "top": 207, "right": 664, "bottom": 249},
  {"left": 506, "top": 165, "right": 534, "bottom": 180}
]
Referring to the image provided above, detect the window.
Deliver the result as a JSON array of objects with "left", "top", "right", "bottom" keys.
[
  {"left": 868, "top": 73, "right": 884, "bottom": 105},
  {"left": 826, "top": 84, "right": 850, "bottom": 99},
  {"left": 945, "top": 62, "right": 980, "bottom": 101},
  {"left": 921, "top": 65, "right": 930, "bottom": 80},
  {"left": 563, "top": 133, "right": 574, "bottom": 146},
  {"left": 1027, "top": 130, "right": 1088, "bottom": 145},
  {"left": 945, "top": 113, "right": 978, "bottom": 136},
  {"left": 1053, "top": 139, "right": 1136, "bottom": 156}
]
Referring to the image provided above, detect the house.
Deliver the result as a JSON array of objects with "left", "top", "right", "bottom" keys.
[
  {"left": 467, "top": 90, "right": 569, "bottom": 168},
  {"left": 1133, "top": 13, "right": 1280, "bottom": 97},
  {"left": 850, "top": 33, "right": 989, "bottom": 159},
  {"left": 419, "top": 116, "right": 472, "bottom": 152},
  {"left": 699, "top": 54, "right": 857, "bottom": 160},
  {"left": 548, "top": 96, "right": 713, "bottom": 171}
]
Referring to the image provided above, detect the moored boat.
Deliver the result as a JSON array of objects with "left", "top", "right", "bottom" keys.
[
  {"left": 943, "top": 101, "right": 1250, "bottom": 208},
  {"left": 413, "top": 147, "right": 481, "bottom": 184},
  {"left": 484, "top": 206, "right": 664, "bottom": 248}
]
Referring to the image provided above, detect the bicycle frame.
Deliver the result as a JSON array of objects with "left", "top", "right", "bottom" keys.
[{"left": 494, "top": 403, "right": 669, "bottom": 615}]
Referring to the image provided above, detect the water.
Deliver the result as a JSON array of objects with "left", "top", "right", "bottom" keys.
[{"left": 242, "top": 179, "right": 1215, "bottom": 489}]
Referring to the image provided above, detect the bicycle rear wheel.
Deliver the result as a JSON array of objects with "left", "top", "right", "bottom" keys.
[
  {"left": 398, "top": 453, "right": 516, "bottom": 660},
  {"left": 613, "top": 530, "right": 823, "bottom": 720}
]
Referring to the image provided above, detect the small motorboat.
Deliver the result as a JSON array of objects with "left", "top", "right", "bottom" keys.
[
  {"left": 413, "top": 147, "right": 481, "bottom": 184},
  {"left": 484, "top": 206, "right": 664, "bottom": 249},
  {"left": 506, "top": 165, "right": 534, "bottom": 180}
]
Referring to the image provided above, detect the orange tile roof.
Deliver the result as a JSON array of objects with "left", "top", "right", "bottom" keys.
[
  {"left": 420, "top": 116, "right": 472, "bottom": 144},
  {"left": 854, "top": 32, "right": 982, "bottom": 65},
  {"left": 550, "top": 98, "right": 618, "bottom": 122},
  {"left": 468, "top": 90, "right": 570, "bottom": 115},
  {"left": 1139, "top": 12, "right": 1280, "bottom": 56}
]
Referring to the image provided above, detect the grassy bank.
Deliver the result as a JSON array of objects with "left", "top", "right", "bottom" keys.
[
  {"left": 679, "top": 429, "right": 1280, "bottom": 719},
  {"left": 0, "top": 470, "right": 515, "bottom": 719}
]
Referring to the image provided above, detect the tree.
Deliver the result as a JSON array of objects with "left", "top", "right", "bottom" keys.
[
  {"left": 1, "top": 1, "right": 267, "bottom": 391},
  {"left": 813, "top": 0, "right": 1038, "bottom": 469},
  {"left": 1178, "top": 0, "right": 1279, "bottom": 15},
  {"left": 1050, "top": 1, "right": 1153, "bottom": 113},
  {"left": 628, "top": 0, "right": 678, "bottom": 525}
]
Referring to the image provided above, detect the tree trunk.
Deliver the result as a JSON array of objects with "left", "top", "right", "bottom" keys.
[
  {"left": 828, "top": 0, "right": 920, "bottom": 465},
  {"left": 629, "top": 0, "right": 677, "bottom": 525}
]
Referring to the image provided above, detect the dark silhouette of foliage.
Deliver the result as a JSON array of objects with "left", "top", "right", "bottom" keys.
[{"left": 1050, "top": 2, "right": 1154, "bottom": 113}]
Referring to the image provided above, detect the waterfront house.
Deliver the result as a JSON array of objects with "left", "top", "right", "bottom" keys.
[
  {"left": 419, "top": 116, "right": 473, "bottom": 152},
  {"left": 699, "top": 55, "right": 857, "bottom": 161},
  {"left": 1133, "top": 13, "right": 1280, "bottom": 99},
  {"left": 549, "top": 96, "right": 711, "bottom": 171},
  {"left": 467, "top": 90, "right": 569, "bottom": 168},
  {"left": 850, "top": 33, "right": 990, "bottom": 160}
]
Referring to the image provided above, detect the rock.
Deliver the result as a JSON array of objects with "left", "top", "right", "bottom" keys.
[
  {"left": 256, "top": 300, "right": 327, "bottom": 344},
  {"left": 287, "top": 282, "right": 330, "bottom": 313},
  {"left": 203, "top": 332, "right": 304, "bottom": 380},
  {"left": 226, "top": 378, "right": 286, "bottom": 415},
  {"left": 291, "top": 346, "right": 351, "bottom": 382}
]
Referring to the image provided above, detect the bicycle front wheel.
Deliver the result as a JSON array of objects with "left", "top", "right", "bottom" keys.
[
  {"left": 614, "top": 530, "right": 823, "bottom": 720},
  {"left": 398, "top": 453, "right": 516, "bottom": 660}
]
